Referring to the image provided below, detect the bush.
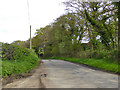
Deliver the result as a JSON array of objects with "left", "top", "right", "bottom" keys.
[
  {"left": 79, "top": 49, "right": 118, "bottom": 63},
  {"left": 91, "top": 49, "right": 118, "bottom": 62},
  {"left": 2, "top": 43, "right": 31, "bottom": 61},
  {"left": 0, "top": 59, "right": 2, "bottom": 76},
  {"left": 1, "top": 43, "right": 39, "bottom": 77}
]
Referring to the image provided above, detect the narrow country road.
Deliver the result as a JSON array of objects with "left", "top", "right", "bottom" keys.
[
  {"left": 40, "top": 60, "right": 118, "bottom": 88},
  {"left": 2, "top": 59, "right": 118, "bottom": 88}
]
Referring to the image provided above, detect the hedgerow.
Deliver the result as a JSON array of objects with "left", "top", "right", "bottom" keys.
[{"left": 1, "top": 43, "right": 39, "bottom": 77}]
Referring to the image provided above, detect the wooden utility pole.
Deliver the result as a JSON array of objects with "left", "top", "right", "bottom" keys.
[
  {"left": 27, "top": 0, "right": 31, "bottom": 49},
  {"left": 30, "top": 25, "right": 32, "bottom": 49}
]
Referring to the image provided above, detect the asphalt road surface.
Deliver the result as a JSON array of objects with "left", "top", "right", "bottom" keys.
[{"left": 2, "top": 59, "right": 119, "bottom": 88}]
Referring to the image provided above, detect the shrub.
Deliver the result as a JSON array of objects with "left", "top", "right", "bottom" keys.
[
  {"left": 79, "top": 49, "right": 118, "bottom": 63},
  {"left": 2, "top": 43, "right": 31, "bottom": 61},
  {"left": 2, "top": 43, "right": 39, "bottom": 77}
]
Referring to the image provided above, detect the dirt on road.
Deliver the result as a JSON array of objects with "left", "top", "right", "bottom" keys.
[{"left": 2, "top": 65, "right": 45, "bottom": 88}]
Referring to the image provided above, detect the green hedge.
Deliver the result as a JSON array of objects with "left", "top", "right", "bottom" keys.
[
  {"left": 2, "top": 43, "right": 32, "bottom": 61},
  {"left": 79, "top": 49, "right": 118, "bottom": 63},
  {"left": 0, "top": 59, "right": 1, "bottom": 76},
  {"left": 1, "top": 44, "right": 39, "bottom": 77}
]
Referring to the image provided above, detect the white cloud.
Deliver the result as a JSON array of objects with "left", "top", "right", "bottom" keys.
[{"left": 0, "top": 0, "right": 66, "bottom": 43}]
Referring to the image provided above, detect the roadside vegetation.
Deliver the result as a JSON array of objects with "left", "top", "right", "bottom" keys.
[
  {"left": 0, "top": 59, "right": 2, "bottom": 76},
  {"left": 9, "top": 1, "right": 119, "bottom": 73},
  {"left": 1, "top": 43, "right": 39, "bottom": 77}
]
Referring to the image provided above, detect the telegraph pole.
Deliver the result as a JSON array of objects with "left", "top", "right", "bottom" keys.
[
  {"left": 30, "top": 25, "right": 32, "bottom": 49},
  {"left": 27, "top": 0, "right": 32, "bottom": 49}
]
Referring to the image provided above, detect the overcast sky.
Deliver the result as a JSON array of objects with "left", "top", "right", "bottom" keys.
[{"left": 0, "top": 0, "right": 66, "bottom": 43}]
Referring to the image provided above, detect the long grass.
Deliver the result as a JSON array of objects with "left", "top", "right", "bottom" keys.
[{"left": 2, "top": 60, "right": 39, "bottom": 77}]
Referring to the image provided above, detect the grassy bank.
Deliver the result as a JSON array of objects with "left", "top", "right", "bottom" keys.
[
  {"left": 2, "top": 59, "right": 39, "bottom": 77},
  {"left": 42, "top": 57, "right": 119, "bottom": 74}
]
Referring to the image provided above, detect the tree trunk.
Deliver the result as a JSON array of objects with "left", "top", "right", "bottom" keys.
[{"left": 118, "top": 1, "right": 120, "bottom": 64}]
